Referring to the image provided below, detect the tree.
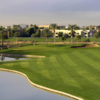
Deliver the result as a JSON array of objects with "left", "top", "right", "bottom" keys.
[
  {"left": 6, "top": 26, "right": 11, "bottom": 37},
  {"left": 14, "top": 32, "right": 20, "bottom": 45},
  {"left": 58, "top": 32, "right": 63, "bottom": 37},
  {"left": 81, "top": 26, "right": 85, "bottom": 30},
  {"left": 30, "top": 24, "right": 33, "bottom": 27},
  {"left": 25, "top": 27, "right": 35, "bottom": 36},
  {"left": 0, "top": 26, "right": 5, "bottom": 31},
  {"left": 68, "top": 24, "right": 79, "bottom": 44},
  {"left": 41, "top": 28, "right": 53, "bottom": 37},
  {"left": 0, "top": 31, "right": 3, "bottom": 45},
  {"left": 41, "top": 28, "right": 53, "bottom": 45},
  {"left": 64, "top": 34, "right": 70, "bottom": 38},
  {"left": 11, "top": 29, "right": 15, "bottom": 37},
  {"left": 50, "top": 23, "right": 57, "bottom": 44},
  {"left": 89, "top": 25, "right": 95, "bottom": 30},
  {"left": 25, "top": 25, "right": 29, "bottom": 29},
  {"left": 17, "top": 25, "right": 22, "bottom": 30},
  {"left": 7, "top": 26, "right": 11, "bottom": 30},
  {"left": 85, "top": 26, "right": 89, "bottom": 30},
  {"left": 2, "top": 32, "right": 8, "bottom": 39},
  {"left": 62, "top": 36, "right": 66, "bottom": 43},
  {"left": 75, "top": 35, "right": 81, "bottom": 42},
  {"left": 93, "top": 32, "right": 100, "bottom": 42},
  {"left": 31, "top": 29, "right": 41, "bottom": 37}
]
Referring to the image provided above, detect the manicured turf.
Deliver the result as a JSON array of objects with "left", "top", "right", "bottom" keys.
[
  {"left": 0, "top": 44, "right": 100, "bottom": 100},
  {"left": 2, "top": 37, "right": 100, "bottom": 42}
]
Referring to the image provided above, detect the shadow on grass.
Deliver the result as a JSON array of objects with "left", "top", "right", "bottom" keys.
[
  {"left": 46, "top": 44, "right": 69, "bottom": 47},
  {"left": 71, "top": 44, "right": 86, "bottom": 48}
]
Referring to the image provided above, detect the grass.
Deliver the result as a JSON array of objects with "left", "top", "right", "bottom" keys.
[
  {"left": 2, "top": 37, "right": 100, "bottom": 42},
  {"left": 0, "top": 44, "right": 100, "bottom": 100}
]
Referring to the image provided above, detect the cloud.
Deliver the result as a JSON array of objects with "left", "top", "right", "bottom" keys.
[{"left": 0, "top": 0, "right": 100, "bottom": 26}]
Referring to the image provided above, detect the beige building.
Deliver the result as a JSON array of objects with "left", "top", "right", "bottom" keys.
[
  {"left": 38, "top": 25, "right": 49, "bottom": 28},
  {"left": 55, "top": 29, "right": 96, "bottom": 38}
]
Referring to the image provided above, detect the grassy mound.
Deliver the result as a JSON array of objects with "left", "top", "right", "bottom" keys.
[{"left": 0, "top": 44, "right": 100, "bottom": 100}]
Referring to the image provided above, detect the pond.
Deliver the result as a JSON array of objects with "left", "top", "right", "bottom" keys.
[
  {"left": 0, "top": 55, "right": 28, "bottom": 62},
  {"left": 0, "top": 56, "right": 71, "bottom": 100},
  {"left": 0, "top": 71, "right": 71, "bottom": 100}
]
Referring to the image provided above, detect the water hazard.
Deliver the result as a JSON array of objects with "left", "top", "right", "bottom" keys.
[
  {"left": 0, "top": 55, "right": 28, "bottom": 62},
  {"left": 0, "top": 71, "right": 71, "bottom": 100}
]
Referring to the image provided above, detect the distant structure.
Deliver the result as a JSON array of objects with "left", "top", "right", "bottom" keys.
[
  {"left": 38, "top": 25, "right": 49, "bottom": 29},
  {"left": 55, "top": 29, "right": 96, "bottom": 38},
  {"left": 95, "top": 25, "right": 100, "bottom": 29}
]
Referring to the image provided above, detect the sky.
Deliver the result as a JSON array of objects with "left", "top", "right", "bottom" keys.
[{"left": 0, "top": 0, "right": 100, "bottom": 27}]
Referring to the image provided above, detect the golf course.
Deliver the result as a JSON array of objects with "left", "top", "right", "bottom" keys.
[{"left": 0, "top": 43, "right": 100, "bottom": 100}]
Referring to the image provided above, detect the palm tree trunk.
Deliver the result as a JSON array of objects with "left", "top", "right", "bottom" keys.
[
  {"left": 71, "top": 36, "right": 73, "bottom": 44},
  {"left": 16, "top": 37, "right": 18, "bottom": 45},
  {"left": 46, "top": 35, "right": 48, "bottom": 45},
  {"left": 1, "top": 35, "right": 3, "bottom": 45},
  {"left": 71, "top": 31, "right": 74, "bottom": 44},
  {"left": 54, "top": 30, "right": 56, "bottom": 44}
]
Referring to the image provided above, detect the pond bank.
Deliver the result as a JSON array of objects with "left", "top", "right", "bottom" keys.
[
  {"left": 0, "top": 53, "right": 45, "bottom": 58},
  {"left": 0, "top": 68, "right": 83, "bottom": 100}
]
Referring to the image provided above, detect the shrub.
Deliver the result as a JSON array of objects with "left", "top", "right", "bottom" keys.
[
  {"left": 58, "top": 32, "right": 63, "bottom": 37},
  {"left": 75, "top": 35, "right": 81, "bottom": 41},
  {"left": 83, "top": 38, "right": 90, "bottom": 42},
  {"left": 62, "top": 36, "right": 66, "bottom": 42},
  {"left": 93, "top": 32, "right": 100, "bottom": 39}
]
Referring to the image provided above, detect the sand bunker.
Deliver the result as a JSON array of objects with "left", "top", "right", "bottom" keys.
[{"left": 71, "top": 44, "right": 99, "bottom": 48}]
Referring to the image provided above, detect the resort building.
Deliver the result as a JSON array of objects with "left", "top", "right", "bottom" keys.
[
  {"left": 55, "top": 29, "right": 96, "bottom": 38},
  {"left": 38, "top": 25, "right": 49, "bottom": 29}
]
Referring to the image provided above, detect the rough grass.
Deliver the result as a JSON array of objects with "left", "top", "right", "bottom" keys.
[{"left": 0, "top": 44, "right": 100, "bottom": 100}]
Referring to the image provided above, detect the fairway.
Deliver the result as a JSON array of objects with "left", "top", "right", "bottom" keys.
[{"left": 0, "top": 44, "right": 100, "bottom": 100}]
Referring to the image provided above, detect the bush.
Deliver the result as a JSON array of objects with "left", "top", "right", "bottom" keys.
[
  {"left": 83, "top": 38, "right": 90, "bottom": 42},
  {"left": 19, "top": 40, "right": 23, "bottom": 41},
  {"left": 62, "top": 36, "right": 66, "bottom": 42},
  {"left": 58, "top": 32, "right": 63, "bottom": 37},
  {"left": 64, "top": 34, "right": 70, "bottom": 38},
  {"left": 75, "top": 35, "right": 81, "bottom": 41},
  {"left": 93, "top": 32, "right": 100, "bottom": 39}
]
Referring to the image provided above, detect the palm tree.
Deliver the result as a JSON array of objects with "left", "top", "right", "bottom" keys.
[
  {"left": 89, "top": 25, "right": 95, "bottom": 30},
  {"left": 68, "top": 24, "right": 79, "bottom": 44},
  {"left": 30, "top": 24, "right": 33, "bottom": 27},
  {"left": 6, "top": 26, "right": 11, "bottom": 37},
  {"left": 25, "top": 25, "right": 29, "bottom": 29},
  {"left": 46, "top": 34, "right": 48, "bottom": 45},
  {"left": 81, "top": 26, "right": 85, "bottom": 30},
  {"left": 50, "top": 24, "right": 57, "bottom": 44},
  {"left": 14, "top": 32, "right": 20, "bottom": 45},
  {"left": 0, "top": 31, "right": 3, "bottom": 45}
]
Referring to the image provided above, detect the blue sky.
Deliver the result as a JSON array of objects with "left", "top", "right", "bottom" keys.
[{"left": 0, "top": 0, "right": 100, "bottom": 27}]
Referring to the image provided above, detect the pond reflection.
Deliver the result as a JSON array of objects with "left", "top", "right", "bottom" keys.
[
  {"left": 0, "top": 54, "right": 28, "bottom": 61},
  {"left": 1, "top": 47, "right": 3, "bottom": 50},
  {"left": 0, "top": 47, "right": 8, "bottom": 50},
  {"left": 0, "top": 54, "right": 5, "bottom": 61},
  {"left": 0, "top": 71, "right": 71, "bottom": 100}
]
